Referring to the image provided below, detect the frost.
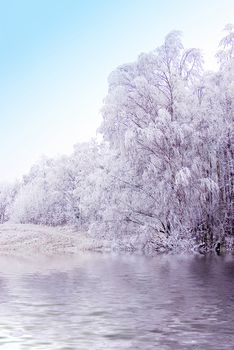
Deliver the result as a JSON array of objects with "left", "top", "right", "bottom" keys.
[
  {"left": 200, "top": 178, "right": 219, "bottom": 192},
  {"left": 175, "top": 167, "right": 191, "bottom": 187},
  {"left": 1, "top": 28, "right": 234, "bottom": 253}
]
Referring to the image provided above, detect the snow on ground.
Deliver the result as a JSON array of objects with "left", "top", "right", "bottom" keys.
[
  {"left": 0, "top": 224, "right": 78, "bottom": 255},
  {"left": 0, "top": 224, "right": 112, "bottom": 255},
  {"left": 0, "top": 224, "right": 147, "bottom": 255}
]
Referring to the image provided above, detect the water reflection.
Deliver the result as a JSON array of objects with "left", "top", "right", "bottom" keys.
[{"left": 0, "top": 253, "right": 233, "bottom": 349}]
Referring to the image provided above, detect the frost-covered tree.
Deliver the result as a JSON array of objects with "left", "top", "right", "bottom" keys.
[
  {"left": 9, "top": 141, "right": 105, "bottom": 227},
  {"left": 9, "top": 157, "right": 70, "bottom": 225},
  {"left": 4, "top": 27, "right": 233, "bottom": 252},
  {"left": 97, "top": 29, "right": 233, "bottom": 250},
  {"left": 0, "top": 182, "right": 18, "bottom": 223},
  {"left": 98, "top": 31, "right": 205, "bottom": 249}
]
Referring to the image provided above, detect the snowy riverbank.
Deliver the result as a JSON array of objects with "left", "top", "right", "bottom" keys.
[
  {"left": 0, "top": 224, "right": 168, "bottom": 255},
  {"left": 0, "top": 224, "right": 232, "bottom": 255},
  {"left": 0, "top": 224, "right": 114, "bottom": 255},
  {"left": 0, "top": 224, "right": 76, "bottom": 255}
]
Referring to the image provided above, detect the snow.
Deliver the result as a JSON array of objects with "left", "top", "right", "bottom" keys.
[
  {"left": 0, "top": 224, "right": 138, "bottom": 255},
  {"left": 0, "top": 28, "right": 234, "bottom": 253},
  {"left": 0, "top": 224, "right": 101, "bottom": 255},
  {"left": 0, "top": 224, "right": 170, "bottom": 255}
]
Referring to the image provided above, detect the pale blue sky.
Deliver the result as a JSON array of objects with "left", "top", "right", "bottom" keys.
[{"left": 0, "top": 0, "right": 233, "bottom": 181}]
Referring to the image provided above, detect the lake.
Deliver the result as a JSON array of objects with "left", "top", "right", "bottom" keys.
[{"left": 0, "top": 253, "right": 233, "bottom": 349}]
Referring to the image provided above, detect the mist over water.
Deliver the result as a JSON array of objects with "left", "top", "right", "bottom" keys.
[{"left": 0, "top": 253, "right": 233, "bottom": 349}]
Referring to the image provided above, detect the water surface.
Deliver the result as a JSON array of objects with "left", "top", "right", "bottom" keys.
[{"left": 0, "top": 253, "right": 233, "bottom": 349}]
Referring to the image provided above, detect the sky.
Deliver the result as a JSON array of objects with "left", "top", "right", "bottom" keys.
[{"left": 0, "top": 0, "right": 233, "bottom": 181}]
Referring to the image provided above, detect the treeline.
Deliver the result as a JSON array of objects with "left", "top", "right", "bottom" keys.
[{"left": 0, "top": 27, "right": 233, "bottom": 252}]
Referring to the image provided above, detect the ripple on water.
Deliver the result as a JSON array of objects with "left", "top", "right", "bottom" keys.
[{"left": 0, "top": 253, "right": 233, "bottom": 350}]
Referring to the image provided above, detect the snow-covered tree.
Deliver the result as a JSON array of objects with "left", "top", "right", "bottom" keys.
[
  {"left": 0, "top": 182, "right": 18, "bottom": 223},
  {"left": 4, "top": 27, "right": 233, "bottom": 252}
]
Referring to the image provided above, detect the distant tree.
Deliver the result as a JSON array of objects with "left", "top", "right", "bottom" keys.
[{"left": 0, "top": 182, "right": 18, "bottom": 223}]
